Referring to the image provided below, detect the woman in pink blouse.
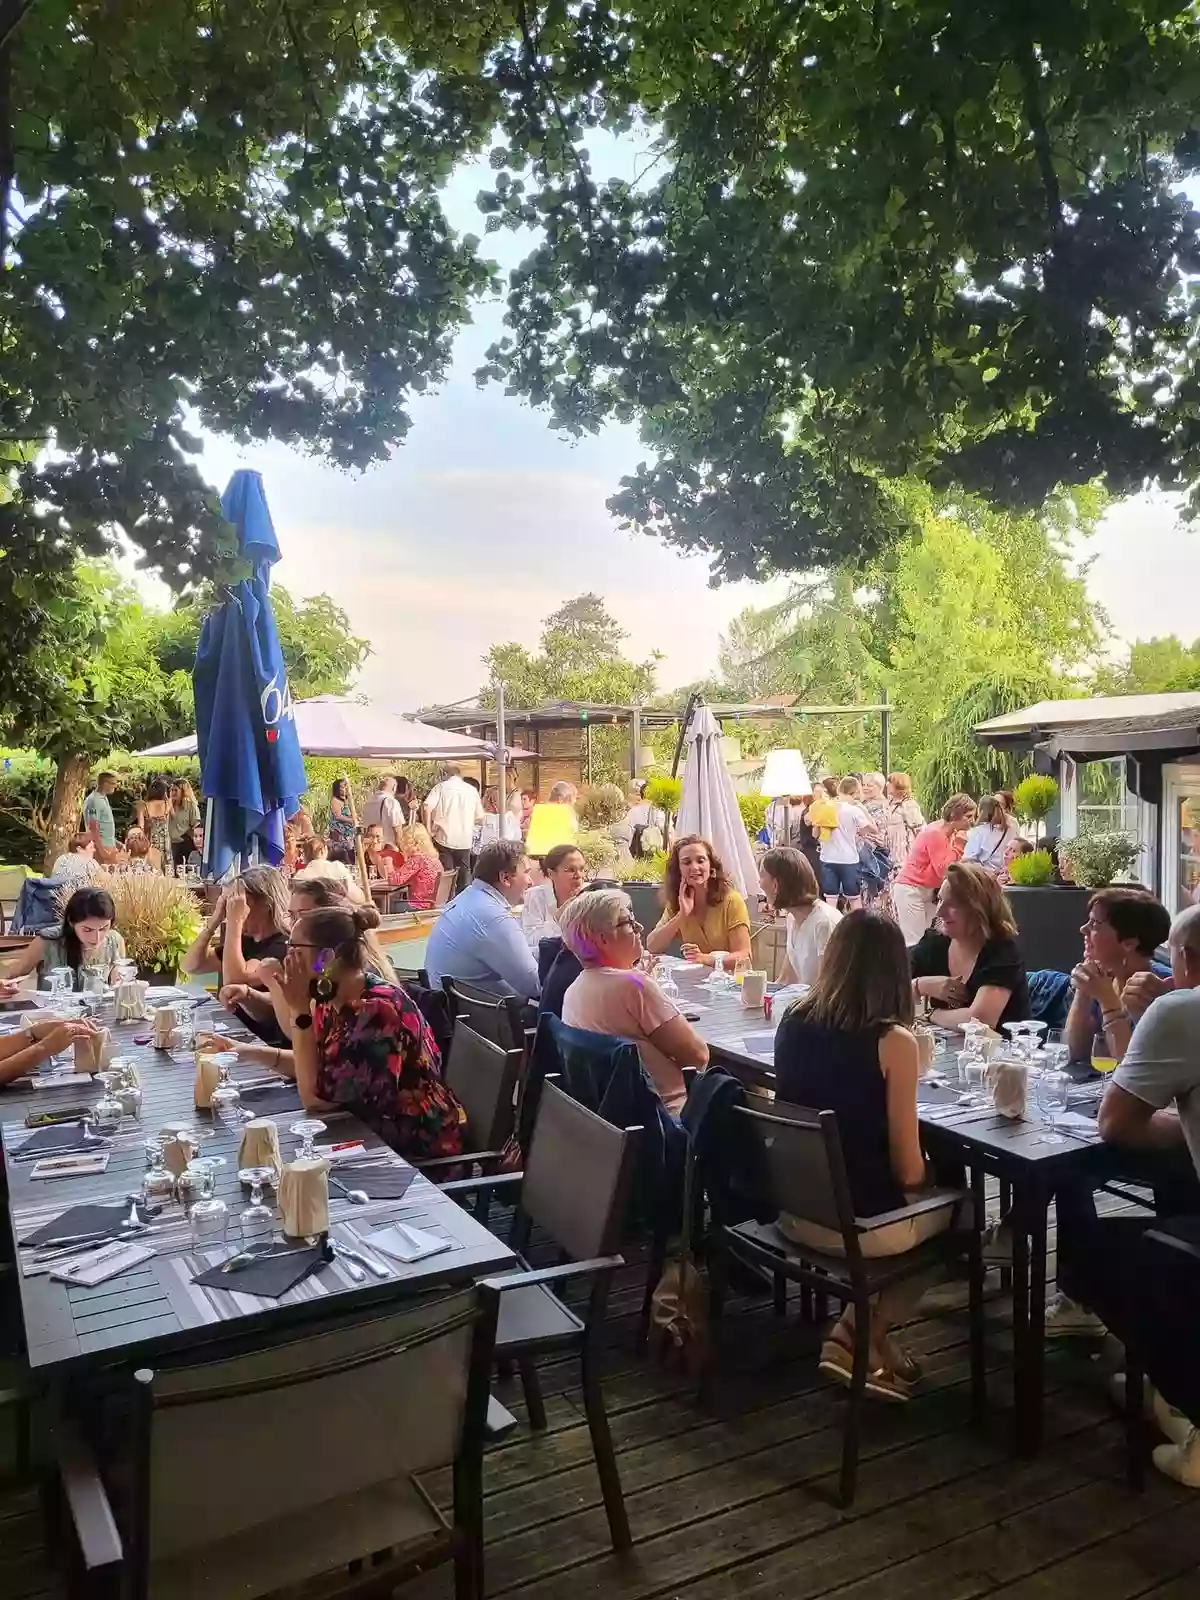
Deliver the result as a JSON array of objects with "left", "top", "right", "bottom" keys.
[{"left": 892, "top": 794, "right": 976, "bottom": 946}]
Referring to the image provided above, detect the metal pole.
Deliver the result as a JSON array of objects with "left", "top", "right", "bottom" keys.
[
  {"left": 630, "top": 705, "right": 642, "bottom": 779},
  {"left": 584, "top": 720, "right": 593, "bottom": 785},
  {"left": 495, "top": 680, "right": 507, "bottom": 826},
  {"left": 671, "top": 693, "right": 701, "bottom": 779},
  {"left": 880, "top": 688, "right": 891, "bottom": 776}
]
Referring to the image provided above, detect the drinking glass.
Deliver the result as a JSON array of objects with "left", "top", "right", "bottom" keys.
[
  {"left": 91, "top": 1071, "right": 125, "bottom": 1136},
  {"left": 210, "top": 1059, "right": 244, "bottom": 1129},
  {"left": 657, "top": 965, "right": 680, "bottom": 1003},
  {"left": 1035, "top": 1069, "right": 1072, "bottom": 1145},
  {"left": 1090, "top": 1032, "right": 1119, "bottom": 1077},
  {"left": 290, "top": 1119, "right": 327, "bottom": 1162},
  {"left": 961, "top": 1019, "right": 989, "bottom": 1060},
  {"left": 704, "top": 952, "right": 729, "bottom": 993},
  {"left": 141, "top": 1141, "right": 176, "bottom": 1203},
  {"left": 188, "top": 1165, "right": 228, "bottom": 1250},
  {"left": 114, "top": 960, "right": 138, "bottom": 987},
  {"left": 238, "top": 1167, "right": 276, "bottom": 1248},
  {"left": 48, "top": 966, "right": 75, "bottom": 997},
  {"left": 1002, "top": 1021, "right": 1031, "bottom": 1061},
  {"left": 175, "top": 1001, "right": 197, "bottom": 1051},
  {"left": 957, "top": 1050, "right": 986, "bottom": 1105}
]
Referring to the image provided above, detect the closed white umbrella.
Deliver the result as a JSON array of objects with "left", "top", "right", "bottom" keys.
[{"left": 676, "top": 705, "right": 760, "bottom": 904}]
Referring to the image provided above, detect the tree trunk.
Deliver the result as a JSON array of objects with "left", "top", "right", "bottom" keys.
[{"left": 44, "top": 753, "right": 92, "bottom": 873}]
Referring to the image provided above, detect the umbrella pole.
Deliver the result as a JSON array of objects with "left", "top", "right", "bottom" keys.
[{"left": 342, "top": 776, "right": 372, "bottom": 904}]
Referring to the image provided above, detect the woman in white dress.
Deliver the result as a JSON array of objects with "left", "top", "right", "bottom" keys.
[{"left": 759, "top": 847, "right": 841, "bottom": 986}]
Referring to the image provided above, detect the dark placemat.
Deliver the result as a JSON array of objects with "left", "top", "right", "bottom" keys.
[
  {"left": 20, "top": 1200, "right": 155, "bottom": 1248},
  {"left": 12, "top": 1122, "right": 107, "bottom": 1158},
  {"left": 331, "top": 1164, "right": 417, "bottom": 1202},
  {"left": 236, "top": 1082, "right": 302, "bottom": 1114},
  {"left": 193, "top": 1241, "right": 327, "bottom": 1299}
]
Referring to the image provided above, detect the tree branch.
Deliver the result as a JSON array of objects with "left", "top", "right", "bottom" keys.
[{"left": 1017, "top": 39, "right": 1061, "bottom": 236}]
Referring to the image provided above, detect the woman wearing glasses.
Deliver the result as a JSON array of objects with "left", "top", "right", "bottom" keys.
[{"left": 558, "top": 888, "right": 708, "bottom": 1115}]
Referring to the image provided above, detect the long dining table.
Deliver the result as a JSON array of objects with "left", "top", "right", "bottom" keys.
[
  {"left": 664, "top": 958, "right": 1130, "bottom": 1454},
  {"left": 0, "top": 988, "right": 515, "bottom": 1379}
]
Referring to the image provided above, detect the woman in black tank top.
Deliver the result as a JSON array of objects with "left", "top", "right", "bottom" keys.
[{"left": 774, "top": 911, "right": 955, "bottom": 1401}]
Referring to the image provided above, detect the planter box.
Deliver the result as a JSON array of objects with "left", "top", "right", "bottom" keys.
[
  {"left": 1005, "top": 886, "right": 1089, "bottom": 975},
  {"left": 136, "top": 966, "right": 181, "bottom": 987}
]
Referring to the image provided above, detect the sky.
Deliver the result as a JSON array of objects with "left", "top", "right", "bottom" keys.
[{"left": 178, "top": 137, "right": 1200, "bottom": 713}]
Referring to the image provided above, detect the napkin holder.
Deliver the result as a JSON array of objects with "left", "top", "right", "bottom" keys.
[
  {"left": 152, "top": 1006, "right": 180, "bottom": 1050},
  {"left": 161, "top": 1132, "right": 198, "bottom": 1177},
  {"left": 740, "top": 970, "right": 767, "bottom": 1009},
  {"left": 239, "top": 1118, "right": 283, "bottom": 1184},
  {"left": 278, "top": 1157, "right": 330, "bottom": 1239},
  {"left": 194, "top": 1053, "right": 221, "bottom": 1110},
  {"left": 988, "top": 1058, "right": 1029, "bottom": 1120},
  {"left": 73, "top": 1027, "right": 114, "bottom": 1075},
  {"left": 115, "top": 980, "right": 150, "bottom": 1023}
]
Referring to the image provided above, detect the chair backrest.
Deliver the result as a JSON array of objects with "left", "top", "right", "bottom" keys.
[
  {"left": 520, "top": 1077, "right": 640, "bottom": 1262},
  {"left": 444, "top": 978, "right": 523, "bottom": 1053},
  {"left": 433, "top": 870, "right": 456, "bottom": 907},
  {"left": 444, "top": 1021, "right": 522, "bottom": 1153},
  {"left": 750, "top": 921, "right": 787, "bottom": 982},
  {"left": 0, "top": 865, "right": 29, "bottom": 909},
  {"left": 391, "top": 966, "right": 430, "bottom": 988},
  {"left": 138, "top": 1285, "right": 497, "bottom": 1568},
  {"left": 732, "top": 1100, "right": 857, "bottom": 1239}
]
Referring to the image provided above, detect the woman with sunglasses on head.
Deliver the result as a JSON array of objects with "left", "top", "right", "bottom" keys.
[
  {"left": 201, "top": 903, "right": 462, "bottom": 1161},
  {"left": 559, "top": 888, "right": 708, "bottom": 1115}
]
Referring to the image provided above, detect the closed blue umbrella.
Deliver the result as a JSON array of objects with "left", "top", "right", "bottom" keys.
[{"left": 193, "top": 471, "right": 307, "bottom": 877}]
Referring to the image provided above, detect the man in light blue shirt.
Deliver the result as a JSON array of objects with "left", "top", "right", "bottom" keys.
[{"left": 426, "top": 839, "right": 540, "bottom": 1000}]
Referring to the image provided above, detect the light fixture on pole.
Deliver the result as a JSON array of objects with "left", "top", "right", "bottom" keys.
[{"left": 760, "top": 749, "right": 813, "bottom": 799}]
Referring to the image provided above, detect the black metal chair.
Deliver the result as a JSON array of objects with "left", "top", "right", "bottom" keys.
[
  {"left": 46, "top": 1284, "right": 501, "bottom": 1600},
  {"left": 705, "top": 1100, "right": 984, "bottom": 1507},
  {"left": 415, "top": 1021, "right": 524, "bottom": 1221},
  {"left": 446, "top": 1078, "right": 640, "bottom": 1551},
  {"left": 443, "top": 978, "right": 526, "bottom": 1055}
]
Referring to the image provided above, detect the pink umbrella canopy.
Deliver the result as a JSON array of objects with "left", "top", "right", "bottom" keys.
[{"left": 140, "top": 695, "right": 533, "bottom": 762}]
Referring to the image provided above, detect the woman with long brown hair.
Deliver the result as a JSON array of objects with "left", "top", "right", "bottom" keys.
[
  {"left": 759, "top": 847, "right": 839, "bottom": 986},
  {"left": 910, "top": 859, "right": 1030, "bottom": 1031},
  {"left": 644, "top": 834, "right": 751, "bottom": 968},
  {"left": 774, "top": 911, "right": 957, "bottom": 1401}
]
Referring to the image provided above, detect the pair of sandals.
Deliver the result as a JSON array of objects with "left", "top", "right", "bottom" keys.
[{"left": 818, "top": 1323, "right": 921, "bottom": 1403}]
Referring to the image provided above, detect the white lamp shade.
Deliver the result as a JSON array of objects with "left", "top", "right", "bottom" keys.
[{"left": 760, "top": 748, "right": 813, "bottom": 799}]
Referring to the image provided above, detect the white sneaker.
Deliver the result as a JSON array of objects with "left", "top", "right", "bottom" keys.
[
  {"left": 1153, "top": 1427, "right": 1200, "bottom": 1488},
  {"left": 1043, "top": 1293, "right": 1107, "bottom": 1338},
  {"left": 1110, "top": 1373, "right": 1195, "bottom": 1446}
]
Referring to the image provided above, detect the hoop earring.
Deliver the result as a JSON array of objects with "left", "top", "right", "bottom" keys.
[{"left": 310, "top": 973, "right": 335, "bottom": 1001}]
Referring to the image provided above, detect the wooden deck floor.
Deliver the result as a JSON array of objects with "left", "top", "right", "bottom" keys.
[{"left": 3, "top": 1249, "right": 1199, "bottom": 1600}]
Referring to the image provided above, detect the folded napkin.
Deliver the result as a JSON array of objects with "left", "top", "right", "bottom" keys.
[
  {"left": 21, "top": 1200, "right": 154, "bottom": 1248},
  {"left": 193, "top": 1240, "right": 327, "bottom": 1299},
  {"left": 988, "top": 1060, "right": 1029, "bottom": 1120},
  {"left": 331, "top": 1163, "right": 417, "bottom": 1201}
]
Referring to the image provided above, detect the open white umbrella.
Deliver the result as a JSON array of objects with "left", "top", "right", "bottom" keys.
[
  {"left": 139, "top": 695, "right": 533, "bottom": 762},
  {"left": 676, "top": 705, "right": 760, "bottom": 904}
]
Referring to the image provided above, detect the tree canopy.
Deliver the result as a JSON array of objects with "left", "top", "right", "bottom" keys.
[
  {"left": 477, "top": 0, "right": 1200, "bottom": 577},
  {"left": 481, "top": 592, "right": 660, "bottom": 707}
]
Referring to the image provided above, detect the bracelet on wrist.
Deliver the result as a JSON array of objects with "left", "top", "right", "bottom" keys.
[{"left": 1101, "top": 1009, "right": 1127, "bottom": 1026}]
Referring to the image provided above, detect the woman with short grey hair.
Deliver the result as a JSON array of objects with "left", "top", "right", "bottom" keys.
[{"left": 559, "top": 888, "right": 708, "bottom": 1115}]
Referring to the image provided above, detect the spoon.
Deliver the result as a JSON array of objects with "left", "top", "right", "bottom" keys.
[{"left": 330, "top": 1176, "right": 368, "bottom": 1205}]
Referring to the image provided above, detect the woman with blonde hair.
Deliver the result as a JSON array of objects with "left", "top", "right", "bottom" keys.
[
  {"left": 167, "top": 779, "right": 201, "bottom": 869},
  {"left": 390, "top": 821, "right": 442, "bottom": 910},
  {"left": 910, "top": 859, "right": 1030, "bottom": 1031},
  {"left": 882, "top": 773, "right": 925, "bottom": 865},
  {"left": 123, "top": 827, "right": 160, "bottom": 873},
  {"left": 962, "top": 794, "right": 1020, "bottom": 877}
]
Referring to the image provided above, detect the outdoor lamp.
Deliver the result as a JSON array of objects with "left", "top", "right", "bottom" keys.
[
  {"left": 524, "top": 802, "right": 578, "bottom": 859},
  {"left": 760, "top": 748, "right": 813, "bottom": 799}
]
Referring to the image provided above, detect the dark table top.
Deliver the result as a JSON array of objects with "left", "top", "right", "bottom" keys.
[
  {"left": 665, "top": 959, "right": 1116, "bottom": 1179},
  {"left": 0, "top": 995, "right": 514, "bottom": 1375}
]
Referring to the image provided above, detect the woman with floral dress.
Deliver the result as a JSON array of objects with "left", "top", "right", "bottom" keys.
[{"left": 211, "top": 902, "right": 462, "bottom": 1161}]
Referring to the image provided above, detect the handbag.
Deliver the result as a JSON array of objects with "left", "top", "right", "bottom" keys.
[{"left": 649, "top": 1135, "right": 708, "bottom": 1372}]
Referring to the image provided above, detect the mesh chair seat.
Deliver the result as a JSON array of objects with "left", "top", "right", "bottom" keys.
[
  {"left": 730, "top": 1215, "right": 967, "bottom": 1294},
  {"left": 149, "top": 1475, "right": 448, "bottom": 1600},
  {"left": 497, "top": 1282, "right": 584, "bottom": 1352}
]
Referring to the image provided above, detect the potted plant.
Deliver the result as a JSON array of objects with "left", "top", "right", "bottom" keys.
[
  {"left": 1057, "top": 831, "right": 1141, "bottom": 889},
  {"left": 1012, "top": 774, "right": 1059, "bottom": 847},
  {"left": 104, "top": 873, "right": 203, "bottom": 984},
  {"left": 1003, "top": 775, "right": 1087, "bottom": 973}
]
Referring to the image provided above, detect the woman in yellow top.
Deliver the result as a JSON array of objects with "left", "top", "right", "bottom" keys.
[{"left": 645, "top": 834, "right": 752, "bottom": 967}]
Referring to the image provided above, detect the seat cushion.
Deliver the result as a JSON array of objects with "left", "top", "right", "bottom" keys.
[
  {"left": 150, "top": 1477, "right": 448, "bottom": 1600},
  {"left": 496, "top": 1282, "right": 583, "bottom": 1353},
  {"left": 729, "top": 1218, "right": 965, "bottom": 1292}
]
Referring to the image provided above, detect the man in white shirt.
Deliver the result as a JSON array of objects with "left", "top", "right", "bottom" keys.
[
  {"left": 362, "top": 775, "right": 404, "bottom": 847},
  {"left": 423, "top": 763, "right": 484, "bottom": 894}
]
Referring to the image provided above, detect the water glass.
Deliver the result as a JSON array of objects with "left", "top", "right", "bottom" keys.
[
  {"left": 290, "top": 1119, "right": 327, "bottom": 1162},
  {"left": 1035, "top": 1069, "right": 1072, "bottom": 1145},
  {"left": 658, "top": 965, "right": 680, "bottom": 1003},
  {"left": 238, "top": 1166, "right": 276, "bottom": 1248},
  {"left": 961, "top": 1019, "right": 989, "bottom": 1060},
  {"left": 142, "top": 1141, "right": 176, "bottom": 1203},
  {"left": 91, "top": 1072, "right": 125, "bottom": 1136},
  {"left": 957, "top": 1051, "right": 986, "bottom": 1105},
  {"left": 210, "top": 1060, "right": 244, "bottom": 1129},
  {"left": 188, "top": 1166, "right": 229, "bottom": 1251}
]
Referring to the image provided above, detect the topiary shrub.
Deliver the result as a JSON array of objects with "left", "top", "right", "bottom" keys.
[
  {"left": 1007, "top": 848, "right": 1055, "bottom": 887},
  {"left": 644, "top": 776, "right": 681, "bottom": 817},
  {"left": 1012, "top": 775, "right": 1059, "bottom": 844},
  {"left": 575, "top": 829, "right": 619, "bottom": 875},
  {"left": 576, "top": 783, "right": 628, "bottom": 830},
  {"left": 615, "top": 851, "right": 668, "bottom": 884}
]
